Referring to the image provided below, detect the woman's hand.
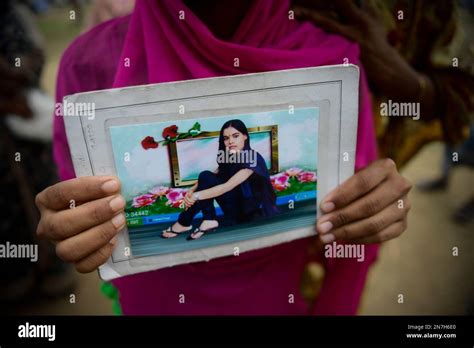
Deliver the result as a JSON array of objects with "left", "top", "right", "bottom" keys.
[
  {"left": 317, "top": 159, "right": 412, "bottom": 244},
  {"left": 35, "top": 176, "right": 126, "bottom": 273},
  {"left": 184, "top": 191, "right": 197, "bottom": 209}
]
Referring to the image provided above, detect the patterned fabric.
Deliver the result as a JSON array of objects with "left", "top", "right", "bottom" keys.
[{"left": 370, "top": 0, "right": 474, "bottom": 167}]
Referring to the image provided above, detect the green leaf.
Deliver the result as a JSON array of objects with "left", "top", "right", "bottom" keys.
[{"left": 189, "top": 122, "right": 201, "bottom": 132}]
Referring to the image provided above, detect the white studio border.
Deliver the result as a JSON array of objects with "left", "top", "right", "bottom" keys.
[{"left": 63, "top": 65, "right": 360, "bottom": 280}]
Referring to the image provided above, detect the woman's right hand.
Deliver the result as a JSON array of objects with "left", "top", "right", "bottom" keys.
[
  {"left": 184, "top": 191, "right": 197, "bottom": 209},
  {"left": 35, "top": 176, "right": 126, "bottom": 273}
]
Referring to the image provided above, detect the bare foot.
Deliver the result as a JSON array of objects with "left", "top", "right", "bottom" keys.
[{"left": 199, "top": 220, "right": 219, "bottom": 230}]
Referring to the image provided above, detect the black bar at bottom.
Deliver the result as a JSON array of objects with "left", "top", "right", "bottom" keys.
[{"left": 0, "top": 316, "right": 472, "bottom": 346}]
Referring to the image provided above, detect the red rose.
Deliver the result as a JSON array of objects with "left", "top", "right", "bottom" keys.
[
  {"left": 141, "top": 136, "right": 158, "bottom": 149},
  {"left": 162, "top": 125, "right": 178, "bottom": 139}
]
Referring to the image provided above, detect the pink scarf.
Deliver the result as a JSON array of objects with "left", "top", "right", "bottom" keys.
[{"left": 112, "top": 0, "right": 376, "bottom": 167}]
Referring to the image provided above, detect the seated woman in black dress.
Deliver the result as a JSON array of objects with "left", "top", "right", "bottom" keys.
[{"left": 162, "top": 119, "right": 278, "bottom": 240}]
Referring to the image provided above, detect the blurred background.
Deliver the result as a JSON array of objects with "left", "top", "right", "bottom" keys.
[{"left": 1, "top": 0, "right": 473, "bottom": 315}]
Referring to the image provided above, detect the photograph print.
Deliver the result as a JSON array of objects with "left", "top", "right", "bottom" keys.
[{"left": 108, "top": 107, "right": 319, "bottom": 258}]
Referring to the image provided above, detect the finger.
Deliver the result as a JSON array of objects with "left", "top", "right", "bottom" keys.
[
  {"left": 55, "top": 213, "right": 125, "bottom": 262},
  {"left": 351, "top": 219, "right": 407, "bottom": 244},
  {"left": 317, "top": 173, "right": 412, "bottom": 231},
  {"left": 36, "top": 176, "right": 120, "bottom": 211},
  {"left": 321, "top": 158, "right": 396, "bottom": 213},
  {"left": 294, "top": 6, "right": 358, "bottom": 41},
  {"left": 319, "top": 197, "right": 409, "bottom": 243},
  {"left": 38, "top": 194, "right": 125, "bottom": 240},
  {"left": 74, "top": 242, "right": 116, "bottom": 273}
]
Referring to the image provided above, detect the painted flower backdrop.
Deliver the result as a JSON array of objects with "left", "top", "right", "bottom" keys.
[
  {"left": 270, "top": 167, "right": 317, "bottom": 196},
  {"left": 125, "top": 167, "right": 317, "bottom": 220}
]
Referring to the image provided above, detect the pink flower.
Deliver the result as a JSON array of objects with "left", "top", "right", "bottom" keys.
[
  {"left": 132, "top": 194, "right": 156, "bottom": 208},
  {"left": 285, "top": 167, "right": 303, "bottom": 177},
  {"left": 271, "top": 173, "right": 290, "bottom": 191},
  {"left": 149, "top": 185, "right": 170, "bottom": 196},
  {"left": 297, "top": 171, "right": 317, "bottom": 183},
  {"left": 166, "top": 188, "right": 187, "bottom": 208}
]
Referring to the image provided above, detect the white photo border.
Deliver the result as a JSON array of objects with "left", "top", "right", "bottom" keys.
[{"left": 63, "top": 65, "right": 359, "bottom": 280}]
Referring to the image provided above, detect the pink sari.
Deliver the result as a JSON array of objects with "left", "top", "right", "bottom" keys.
[{"left": 54, "top": 0, "right": 378, "bottom": 315}]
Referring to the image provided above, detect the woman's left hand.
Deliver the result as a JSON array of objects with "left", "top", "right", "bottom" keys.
[{"left": 316, "top": 159, "right": 412, "bottom": 244}]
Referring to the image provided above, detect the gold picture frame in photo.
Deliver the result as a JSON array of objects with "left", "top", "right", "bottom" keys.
[{"left": 168, "top": 125, "right": 279, "bottom": 187}]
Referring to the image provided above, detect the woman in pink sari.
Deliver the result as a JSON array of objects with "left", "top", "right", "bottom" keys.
[{"left": 35, "top": 0, "right": 412, "bottom": 315}]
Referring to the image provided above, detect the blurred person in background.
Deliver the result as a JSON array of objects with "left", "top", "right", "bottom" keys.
[
  {"left": 0, "top": 0, "right": 76, "bottom": 306},
  {"left": 415, "top": 1, "right": 474, "bottom": 224},
  {"left": 295, "top": 0, "right": 474, "bottom": 227},
  {"left": 417, "top": 124, "right": 474, "bottom": 224}
]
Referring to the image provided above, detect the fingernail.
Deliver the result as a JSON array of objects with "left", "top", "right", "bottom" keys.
[
  {"left": 102, "top": 179, "right": 119, "bottom": 193},
  {"left": 109, "top": 196, "right": 125, "bottom": 212},
  {"left": 320, "top": 233, "right": 335, "bottom": 244},
  {"left": 111, "top": 213, "right": 125, "bottom": 228},
  {"left": 318, "top": 221, "right": 333, "bottom": 234},
  {"left": 321, "top": 201, "right": 335, "bottom": 213}
]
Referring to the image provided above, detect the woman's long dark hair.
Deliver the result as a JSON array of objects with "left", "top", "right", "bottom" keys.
[
  {"left": 216, "top": 119, "right": 278, "bottom": 217},
  {"left": 217, "top": 119, "right": 250, "bottom": 153},
  {"left": 217, "top": 119, "right": 252, "bottom": 172}
]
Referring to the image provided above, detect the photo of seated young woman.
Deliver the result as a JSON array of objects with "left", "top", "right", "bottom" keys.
[{"left": 162, "top": 119, "right": 279, "bottom": 240}]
